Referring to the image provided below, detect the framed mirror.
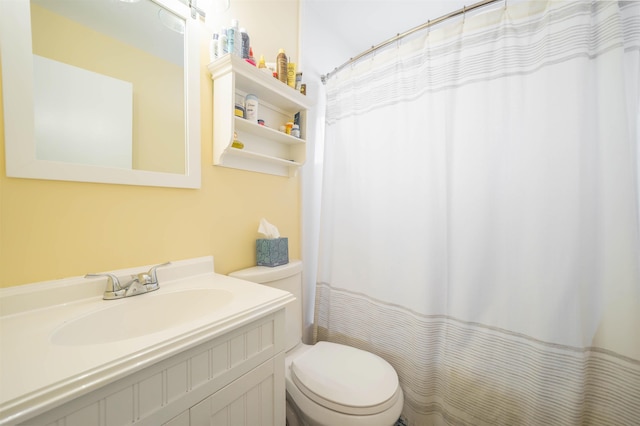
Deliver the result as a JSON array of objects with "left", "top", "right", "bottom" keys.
[{"left": 0, "top": 0, "right": 201, "bottom": 188}]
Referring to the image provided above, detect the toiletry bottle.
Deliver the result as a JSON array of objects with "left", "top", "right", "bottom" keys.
[
  {"left": 228, "top": 20, "right": 241, "bottom": 57},
  {"left": 218, "top": 27, "right": 228, "bottom": 56},
  {"left": 209, "top": 33, "right": 219, "bottom": 62},
  {"left": 277, "top": 49, "right": 288, "bottom": 84},
  {"left": 287, "top": 62, "right": 296, "bottom": 88},
  {"left": 240, "top": 28, "right": 250, "bottom": 59},
  {"left": 295, "top": 72, "right": 303, "bottom": 90},
  {"left": 245, "top": 94, "right": 259, "bottom": 123},
  {"left": 234, "top": 22, "right": 241, "bottom": 56},
  {"left": 227, "top": 26, "right": 235, "bottom": 56},
  {"left": 258, "top": 54, "right": 267, "bottom": 69},
  {"left": 246, "top": 47, "right": 256, "bottom": 66},
  {"left": 291, "top": 124, "right": 300, "bottom": 138},
  {"left": 258, "top": 55, "right": 271, "bottom": 74}
]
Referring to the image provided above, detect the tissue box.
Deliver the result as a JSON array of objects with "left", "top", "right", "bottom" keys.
[{"left": 256, "top": 238, "right": 289, "bottom": 267}]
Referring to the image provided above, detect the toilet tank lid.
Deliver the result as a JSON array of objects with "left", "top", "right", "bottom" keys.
[{"left": 229, "top": 260, "right": 302, "bottom": 284}]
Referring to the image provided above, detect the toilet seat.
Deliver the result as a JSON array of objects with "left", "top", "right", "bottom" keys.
[{"left": 290, "top": 341, "right": 400, "bottom": 416}]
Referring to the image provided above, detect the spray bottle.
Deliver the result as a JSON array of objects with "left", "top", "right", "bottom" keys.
[{"left": 277, "top": 49, "right": 288, "bottom": 84}]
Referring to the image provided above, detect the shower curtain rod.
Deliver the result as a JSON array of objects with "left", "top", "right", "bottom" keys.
[{"left": 320, "top": 0, "right": 503, "bottom": 84}]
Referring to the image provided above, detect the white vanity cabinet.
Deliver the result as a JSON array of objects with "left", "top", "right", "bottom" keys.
[
  {"left": 208, "top": 54, "right": 312, "bottom": 177},
  {"left": 0, "top": 257, "right": 293, "bottom": 426},
  {"left": 22, "top": 310, "right": 286, "bottom": 426}
]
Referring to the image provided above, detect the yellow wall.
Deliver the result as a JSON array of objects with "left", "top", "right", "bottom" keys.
[{"left": 0, "top": 3, "right": 301, "bottom": 288}]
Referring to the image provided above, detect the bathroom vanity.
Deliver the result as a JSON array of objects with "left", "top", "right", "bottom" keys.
[{"left": 0, "top": 257, "right": 294, "bottom": 425}]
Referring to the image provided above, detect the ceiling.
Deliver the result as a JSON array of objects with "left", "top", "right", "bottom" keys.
[{"left": 302, "top": 0, "right": 471, "bottom": 77}]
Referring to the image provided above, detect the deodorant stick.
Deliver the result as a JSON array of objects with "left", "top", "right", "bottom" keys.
[{"left": 245, "top": 94, "right": 258, "bottom": 123}]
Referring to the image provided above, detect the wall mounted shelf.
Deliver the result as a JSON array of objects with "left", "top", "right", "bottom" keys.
[{"left": 208, "top": 54, "right": 311, "bottom": 177}]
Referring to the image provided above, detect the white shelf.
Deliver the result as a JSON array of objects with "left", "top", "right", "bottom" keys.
[
  {"left": 208, "top": 55, "right": 311, "bottom": 177},
  {"left": 234, "top": 117, "right": 306, "bottom": 146},
  {"left": 226, "top": 147, "right": 303, "bottom": 167}
]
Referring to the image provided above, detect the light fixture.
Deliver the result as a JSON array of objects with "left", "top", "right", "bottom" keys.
[
  {"left": 158, "top": 8, "right": 185, "bottom": 34},
  {"left": 188, "top": 0, "right": 206, "bottom": 20}
]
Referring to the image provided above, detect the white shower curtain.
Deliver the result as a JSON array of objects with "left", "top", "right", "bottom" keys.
[{"left": 315, "top": 1, "right": 640, "bottom": 425}]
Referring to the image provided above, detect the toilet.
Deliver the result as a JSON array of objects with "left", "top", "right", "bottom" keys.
[{"left": 229, "top": 260, "right": 404, "bottom": 426}]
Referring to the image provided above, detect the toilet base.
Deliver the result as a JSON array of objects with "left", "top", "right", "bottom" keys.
[
  {"left": 285, "top": 387, "right": 402, "bottom": 426},
  {"left": 286, "top": 395, "right": 304, "bottom": 426}
]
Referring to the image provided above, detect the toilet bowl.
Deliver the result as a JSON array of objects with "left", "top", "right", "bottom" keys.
[{"left": 229, "top": 261, "right": 403, "bottom": 426}]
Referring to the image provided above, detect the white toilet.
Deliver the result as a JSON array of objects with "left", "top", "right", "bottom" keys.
[{"left": 229, "top": 260, "right": 404, "bottom": 426}]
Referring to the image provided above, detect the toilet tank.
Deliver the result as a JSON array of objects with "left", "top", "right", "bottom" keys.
[{"left": 229, "top": 260, "right": 303, "bottom": 351}]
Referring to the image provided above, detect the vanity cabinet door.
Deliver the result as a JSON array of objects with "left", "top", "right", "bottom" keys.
[{"left": 190, "top": 353, "right": 285, "bottom": 426}]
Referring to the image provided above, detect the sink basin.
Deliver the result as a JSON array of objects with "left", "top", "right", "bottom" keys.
[{"left": 51, "top": 288, "right": 234, "bottom": 346}]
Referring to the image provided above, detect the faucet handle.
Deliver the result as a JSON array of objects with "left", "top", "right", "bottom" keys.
[
  {"left": 85, "top": 273, "right": 121, "bottom": 292},
  {"left": 147, "top": 261, "right": 171, "bottom": 283}
]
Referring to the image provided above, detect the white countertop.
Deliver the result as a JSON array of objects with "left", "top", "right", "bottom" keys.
[{"left": 0, "top": 256, "right": 294, "bottom": 425}]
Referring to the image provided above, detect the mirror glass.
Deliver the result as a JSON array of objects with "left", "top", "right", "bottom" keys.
[
  {"left": 0, "top": 0, "right": 201, "bottom": 188},
  {"left": 31, "top": 0, "right": 185, "bottom": 174}
]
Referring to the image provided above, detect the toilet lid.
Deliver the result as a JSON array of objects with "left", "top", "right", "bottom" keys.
[{"left": 290, "top": 341, "right": 400, "bottom": 415}]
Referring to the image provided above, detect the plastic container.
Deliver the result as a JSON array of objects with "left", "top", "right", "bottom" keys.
[
  {"left": 245, "top": 94, "right": 258, "bottom": 122},
  {"left": 291, "top": 124, "right": 300, "bottom": 138}
]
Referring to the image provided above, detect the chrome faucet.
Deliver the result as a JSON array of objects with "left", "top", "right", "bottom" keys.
[{"left": 85, "top": 261, "right": 171, "bottom": 300}]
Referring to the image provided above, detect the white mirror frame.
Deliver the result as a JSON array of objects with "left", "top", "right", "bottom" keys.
[{"left": 0, "top": 0, "right": 201, "bottom": 189}]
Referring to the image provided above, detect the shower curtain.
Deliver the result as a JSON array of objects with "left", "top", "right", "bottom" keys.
[{"left": 314, "top": 1, "right": 640, "bottom": 425}]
